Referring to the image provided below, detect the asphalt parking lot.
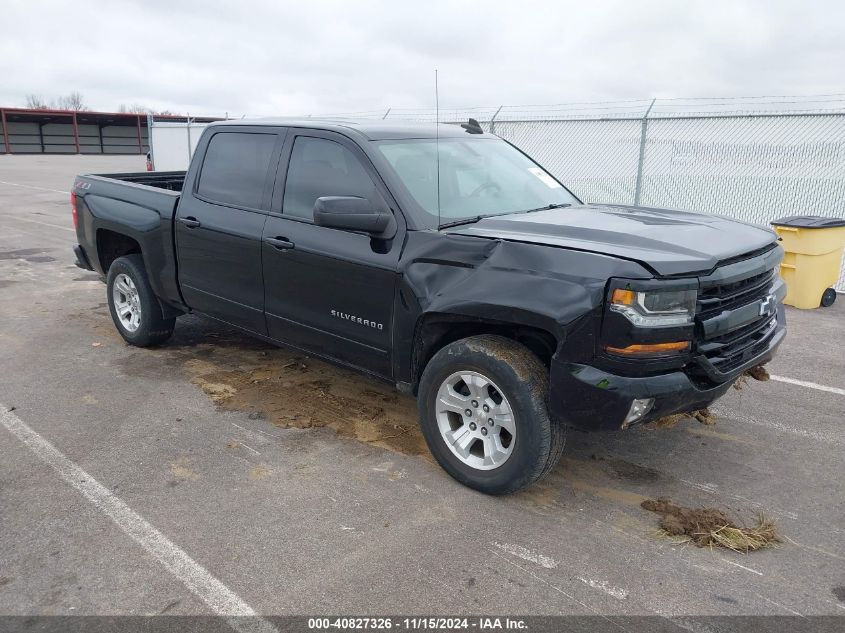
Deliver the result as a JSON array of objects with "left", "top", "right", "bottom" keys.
[{"left": 1, "top": 155, "right": 844, "bottom": 621}]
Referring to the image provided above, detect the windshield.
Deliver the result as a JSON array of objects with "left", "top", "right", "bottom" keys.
[{"left": 376, "top": 137, "right": 580, "bottom": 227}]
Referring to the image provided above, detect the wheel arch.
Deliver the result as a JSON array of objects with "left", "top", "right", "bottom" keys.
[
  {"left": 97, "top": 232, "right": 184, "bottom": 320},
  {"left": 409, "top": 312, "right": 559, "bottom": 394},
  {"left": 96, "top": 228, "right": 142, "bottom": 274}
]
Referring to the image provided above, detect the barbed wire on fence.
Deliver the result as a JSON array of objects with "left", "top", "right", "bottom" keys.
[{"left": 315, "top": 94, "right": 845, "bottom": 122}]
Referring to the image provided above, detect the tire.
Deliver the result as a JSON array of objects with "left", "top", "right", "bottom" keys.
[
  {"left": 106, "top": 254, "right": 175, "bottom": 347},
  {"left": 417, "top": 335, "right": 565, "bottom": 495},
  {"left": 821, "top": 287, "right": 837, "bottom": 308}
]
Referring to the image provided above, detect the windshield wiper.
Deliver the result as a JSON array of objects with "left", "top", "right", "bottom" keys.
[
  {"left": 524, "top": 203, "right": 572, "bottom": 213},
  {"left": 438, "top": 209, "right": 521, "bottom": 229},
  {"left": 439, "top": 215, "right": 484, "bottom": 229},
  {"left": 438, "top": 204, "right": 572, "bottom": 229}
]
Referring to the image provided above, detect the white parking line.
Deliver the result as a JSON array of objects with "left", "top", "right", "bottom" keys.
[
  {"left": 0, "top": 180, "right": 68, "bottom": 194},
  {"left": 754, "top": 593, "right": 804, "bottom": 617},
  {"left": 710, "top": 406, "right": 842, "bottom": 446},
  {"left": 492, "top": 541, "right": 558, "bottom": 568},
  {"left": 721, "top": 558, "right": 763, "bottom": 576},
  {"left": 487, "top": 548, "right": 633, "bottom": 627},
  {"left": 1, "top": 215, "right": 75, "bottom": 232},
  {"left": 770, "top": 374, "right": 845, "bottom": 396},
  {"left": 0, "top": 405, "right": 277, "bottom": 633},
  {"left": 577, "top": 577, "right": 629, "bottom": 600}
]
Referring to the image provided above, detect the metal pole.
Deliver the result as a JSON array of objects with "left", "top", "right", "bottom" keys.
[
  {"left": 382, "top": 108, "right": 391, "bottom": 119},
  {"left": 38, "top": 122, "right": 45, "bottom": 153},
  {"left": 186, "top": 114, "right": 192, "bottom": 164},
  {"left": 0, "top": 109, "right": 9, "bottom": 154},
  {"left": 71, "top": 111, "right": 80, "bottom": 154},
  {"left": 136, "top": 115, "right": 144, "bottom": 154},
  {"left": 633, "top": 98, "right": 656, "bottom": 206},
  {"left": 147, "top": 114, "right": 155, "bottom": 168},
  {"left": 489, "top": 105, "right": 503, "bottom": 136}
]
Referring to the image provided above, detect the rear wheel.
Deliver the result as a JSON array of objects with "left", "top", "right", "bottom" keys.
[
  {"left": 106, "top": 254, "right": 175, "bottom": 347},
  {"left": 418, "top": 335, "right": 565, "bottom": 495}
]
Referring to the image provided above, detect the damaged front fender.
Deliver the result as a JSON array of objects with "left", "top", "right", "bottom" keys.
[{"left": 393, "top": 232, "right": 653, "bottom": 387}]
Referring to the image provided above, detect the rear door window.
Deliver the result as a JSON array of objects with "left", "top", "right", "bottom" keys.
[
  {"left": 282, "top": 136, "right": 377, "bottom": 220},
  {"left": 197, "top": 132, "right": 277, "bottom": 209}
]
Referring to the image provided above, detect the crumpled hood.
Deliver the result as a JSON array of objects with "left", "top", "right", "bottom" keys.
[{"left": 445, "top": 204, "right": 778, "bottom": 276}]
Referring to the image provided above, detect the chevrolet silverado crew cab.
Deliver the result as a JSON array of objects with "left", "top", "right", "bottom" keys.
[{"left": 71, "top": 118, "right": 786, "bottom": 494}]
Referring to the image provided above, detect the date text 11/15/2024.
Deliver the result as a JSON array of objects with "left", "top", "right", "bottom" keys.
[{"left": 307, "top": 617, "right": 528, "bottom": 630}]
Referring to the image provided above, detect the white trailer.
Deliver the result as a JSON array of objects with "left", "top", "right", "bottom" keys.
[{"left": 147, "top": 117, "right": 212, "bottom": 171}]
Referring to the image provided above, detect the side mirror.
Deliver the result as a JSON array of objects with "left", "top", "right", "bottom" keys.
[{"left": 313, "top": 196, "right": 391, "bottom": 234}]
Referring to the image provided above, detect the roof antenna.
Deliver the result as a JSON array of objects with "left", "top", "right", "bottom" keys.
[{"left": 435, "top": 69, "right": 441, "bottom": 229}]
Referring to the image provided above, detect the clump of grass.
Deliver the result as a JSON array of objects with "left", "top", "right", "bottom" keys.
[
  {"left": 642, "top": 497, "right": 780, "bottom": 552},
  {"left": 709, "top": 515, "right": 780, "bottom": 552}
]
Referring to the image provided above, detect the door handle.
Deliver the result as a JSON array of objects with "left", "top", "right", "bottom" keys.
[
  {"left": 264, "top": 236, "right": 295, "bottom": 250},
  {"left": 178, "top": 216, "right": 201, "bottom": 228}
]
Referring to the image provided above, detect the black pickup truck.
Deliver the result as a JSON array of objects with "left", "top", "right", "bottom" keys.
[{"left": 72, "top": 118, "right": 786, "bottom": 494}]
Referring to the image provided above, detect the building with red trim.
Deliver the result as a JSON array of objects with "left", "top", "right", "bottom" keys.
[{"left": 0, "top": 107, "right": 219, "bottom": 155}]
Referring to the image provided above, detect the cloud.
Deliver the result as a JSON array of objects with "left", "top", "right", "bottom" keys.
[{"left": 2, "top": 0, "right": 843, "bottom": 115}]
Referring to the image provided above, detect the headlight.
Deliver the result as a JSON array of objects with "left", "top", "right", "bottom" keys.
[{"left": 609, "top": 288, "right": 697, "bottom": 327}]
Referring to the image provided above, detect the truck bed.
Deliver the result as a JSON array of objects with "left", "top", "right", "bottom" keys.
[
  {"left": 73, "top": 170, "right": 187, "bottom": 310},
  {"left": 91, "top": 171, "right": 186, "bottom": 192}
]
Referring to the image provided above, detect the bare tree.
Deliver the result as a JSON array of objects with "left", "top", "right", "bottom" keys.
[
  {"left": 120, "top": 105, "right": 181, "bottom": 116},
  {"left": 25, "top": 92, "right": 91, "bottom": 111},
  {"left": 28, "top": 94, "right": 178, "bottom": 115},
  {"left": 55, "top": 91, "right": 89, "bottom": 111},
  {"left": 25, "top": 94, "right": 49, "bottom": 109},
  {"left": 118, "top": 103, "right": 151, "bottom": 114}
]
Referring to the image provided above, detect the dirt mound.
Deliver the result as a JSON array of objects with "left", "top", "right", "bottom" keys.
[
  {"left": 185, "top": 350, "right": 429, "bottom": 458},
  {"left": 691, "top": 408, "right": 716, "bottom": 425},
  {"left": 641, "top": 496, "right": 780, "bottom": 552},
  {"left": 647, "top": 414, "right": 686, "bottom": 429},
  {"left": 747, "top": 365, "right": 770, "bottom": 382},
  {"left": 733, "top": 364, "right": 771, "bottom": 390},
  {"left": 647, "top": 408, "right": 715, "bottom": 429}
]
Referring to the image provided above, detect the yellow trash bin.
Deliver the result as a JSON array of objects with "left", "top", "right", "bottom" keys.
[{"left": 771, "top": 216, "right": 845, "bottom": 309}]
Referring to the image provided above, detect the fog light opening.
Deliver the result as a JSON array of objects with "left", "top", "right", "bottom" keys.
[
  {"left": 604, "top": 341, "right": 691, "bottom": 356},
  {"left": 622, "top": 397, "right": 655, "bottom": 429}
]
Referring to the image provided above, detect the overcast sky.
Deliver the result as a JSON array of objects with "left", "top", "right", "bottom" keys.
[{"left": 2, "top": 0, "right": 843, "bottom": 116}]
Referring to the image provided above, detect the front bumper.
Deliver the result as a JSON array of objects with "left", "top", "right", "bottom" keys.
[{"left": 549, "top": 315, "right": 786, "bottom": 432}]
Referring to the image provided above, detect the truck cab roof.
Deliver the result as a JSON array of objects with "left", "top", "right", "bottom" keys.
[{"left": 207, "top": 117, "right": 488, "bottom": 141}]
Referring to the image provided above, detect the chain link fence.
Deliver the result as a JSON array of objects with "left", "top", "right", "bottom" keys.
[{"left": 325, "top": 96, "right": 845, "bottom": 291}]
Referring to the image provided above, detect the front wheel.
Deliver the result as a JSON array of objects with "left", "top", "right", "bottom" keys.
[
  {"left": 106, "top": 254, "right": 175, "bottom": 347},
  {"left": 417, "top": 335, "right": 565, "bottom": 495}
]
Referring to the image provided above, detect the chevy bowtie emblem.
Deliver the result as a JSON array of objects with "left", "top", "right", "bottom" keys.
[{"left": 759, "top": 294, "right": 776, "bottom": 316}]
